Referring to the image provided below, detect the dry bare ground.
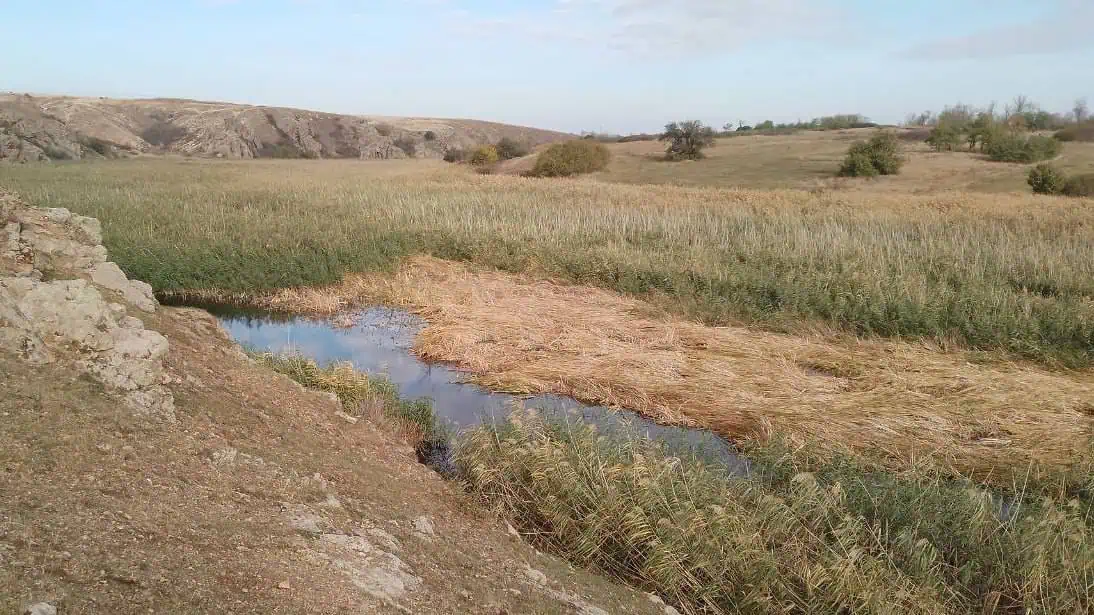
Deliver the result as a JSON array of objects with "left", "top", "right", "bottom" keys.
[
  {"left": 236, "top": 257, "right": 1094, "bottom": 483},
  {"left": 0, "top": 305, "right": 669, "bottom": 615}
]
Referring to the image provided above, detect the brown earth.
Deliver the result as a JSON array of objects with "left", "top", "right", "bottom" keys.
[
  {"left": 0, "top": 93, "right": 572, "bottom": 162},
  {"left": 0, "top": 192, "right": 671, "bottom": 615}
]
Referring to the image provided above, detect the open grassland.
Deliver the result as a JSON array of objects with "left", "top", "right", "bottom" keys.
[
  {"left": 3, "top": 158, "right": 1093, "bottom": 367},
  {"left": 597, "top": 128, "right": 1094, "bottom": 192}
]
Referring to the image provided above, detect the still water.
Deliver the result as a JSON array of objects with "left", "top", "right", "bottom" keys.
[{"left": 216, "top": 306, "right": 749, "bottom": 474}]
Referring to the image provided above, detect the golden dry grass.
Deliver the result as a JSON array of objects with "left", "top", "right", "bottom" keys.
[
  {"left": 235, "top": 256, "right": 1093, "bottom": 482},
  {"left": 596, "top": 128, "right": 1094, "bottom": 192}
]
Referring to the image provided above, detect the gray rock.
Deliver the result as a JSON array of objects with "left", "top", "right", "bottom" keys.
[
  {"left": 90, "top": 261, "right": 157, "bottom": 312},
  {"left": 412, "top": 516, "right": 435, "bottom": 538},
  {"left": 523, "top": 565, "right": 548, "bottom": 587},
  {"left": 23, "top": 603, "right": 57, "bottom": 615}
]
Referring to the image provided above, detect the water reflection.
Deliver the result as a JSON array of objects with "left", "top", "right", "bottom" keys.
[{"left": 215, "top": 307, "right": 749, "bottom": 475}]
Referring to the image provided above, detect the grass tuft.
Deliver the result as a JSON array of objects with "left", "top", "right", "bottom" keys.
[
  {"left": 251, "top": 351, "right": 444, "bottom": 443},
  {"left": 459, "top": 410, "right": 1093, "bottom": 615}
]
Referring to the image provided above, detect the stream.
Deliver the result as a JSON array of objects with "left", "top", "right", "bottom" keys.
[{"left": 213, "top": 306, "right": 751, "bottom": 476}]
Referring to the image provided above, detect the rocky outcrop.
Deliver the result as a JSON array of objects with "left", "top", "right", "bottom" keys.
[
  {"left": 0, "top": 93, "right": 572, "bottom": 162},
  {"left": 0, "top": 191, "right": 174, "bottom": 421}
]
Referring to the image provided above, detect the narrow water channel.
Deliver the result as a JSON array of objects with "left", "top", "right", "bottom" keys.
[{"left": 213, "top": 306, "right": 750, "bottom": 475}]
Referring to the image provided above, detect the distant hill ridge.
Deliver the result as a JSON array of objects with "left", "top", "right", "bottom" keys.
[{"left": 0, "top": 93, "right": 572, "bottom": 162}]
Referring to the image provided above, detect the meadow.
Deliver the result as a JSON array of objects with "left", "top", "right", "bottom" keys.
[
  {"left": 3, "top": 132, "right": 1093, "bottom": 613},
  {"left": 3, "top": 152, "right": 1093, "bottom": 367}
]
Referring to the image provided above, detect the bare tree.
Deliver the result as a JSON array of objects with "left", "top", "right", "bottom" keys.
[
  {"left": 1012, "top": 95, "right": 1032, "bottom": 115},
  {"left": 1074, "top": 97, "right": 1089, "bottom": 123}
]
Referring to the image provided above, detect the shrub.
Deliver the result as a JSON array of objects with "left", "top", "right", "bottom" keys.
[
  {"left": 494, "top": 137, "right": 529, "bottom": 160},
  {"left": 838, "top": 132, "right": 903, "bottom": 177},
  {"left": 393, "top": 136, "right": 417, "bottom": 157},
  {"left": 42, "top": 145, "right": 73, "bottom": 160},
  {"left": 660, "top": 120, "right": 716, "bottom": 161},
  {"left": 1028, "top": 164, "right": 1066, "bottom": 195},
  {"left": 527, "top": 140, "right": 610, "bottom": 177},
  {"left": 423, "top": 130, "right": 437, "bottom": 142},
  {"left": 442, "top": 147, "right": 465, "bottom": 163},
  {"left": 78, "top": 135, "right": 114, "bottom": 157},
  {"left": 985, "top": 133, "right": 1061, "bottom": 163},
  {"left": 1055, "top": 121, "right": 1094, "bottom": 143},
  {"left": 926, "top": 125, "right": 964, "bottom": 152},
  {"left": 1062, "top": 173, "right": 1094, "bottom": 197},
  {"left": 469, "top": 144, "right": 499, "bottom": 167}
]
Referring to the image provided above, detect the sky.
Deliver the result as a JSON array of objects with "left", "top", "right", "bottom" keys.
[{"left": 2, "top": 0, "right": 1092, "bottom": 133}]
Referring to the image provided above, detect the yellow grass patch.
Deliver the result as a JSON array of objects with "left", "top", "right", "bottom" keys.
[{"left": 235, "top": 256, "right": 1093, "bottom": 481}]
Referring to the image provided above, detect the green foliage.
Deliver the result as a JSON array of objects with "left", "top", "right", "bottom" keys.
[
  {"left": 393, "top": 136, "right": 417, "bottom": 158},
  {"left": 926, "top": 125, "right": 964, "bottom": 152},
  {"left": 423, "top": 130, "right": 437, "bottom": 141},
  {"left": 527, "top": 140, "right": 610, "bottom": 177},
  {"left": 459, "top": 410, "right": 1094, "bottom": 615},
  {"left": 252, "top": 352, "right": 444, "bottom": 441},
  {"left": 494, "top": 137, "right": 529, "bottom": 160},
  {"left": 985, "top": 133, "right": 1061, "bottom": 163},
  {"left": 660, "top": 120, "right": 716, "bottom": 161},
  {"left": 1028, "top": 164, "right": 1067, "bottom": 195},
  {"left": 7, "top": 160, "right": 1094, "bottom": 366},
  {"left": 1062, "top": 173, "right": 1094, "bottom": 197},
  {"left": 756, "top": 119, "right": 775, "bottom": 130},
  {"left": 469, "top": 144, "right": 499, "bottom": 167},
  {"left": 839, "top": 132, "right": 903, "bottom": 177}
]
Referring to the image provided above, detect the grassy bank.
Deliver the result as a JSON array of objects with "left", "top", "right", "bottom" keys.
[
  {"left": 251, "top": 352, "right": 445, "bottom": 444},
  {"left": 3, "top": 159, "right": 1094, "bottom": 365},
  {"left": 461, "top": 411, "right": 1093, "bottom": 615},
  {"left": 252, "top": 353, "right": 1094, "bottom": 614}
]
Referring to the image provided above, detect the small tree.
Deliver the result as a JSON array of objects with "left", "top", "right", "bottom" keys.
[
  {"left": 1028, "top": 164, "right": 1066, "bottom": 195},
  {"left": 469, "top": 145, "right": 499, "bottom": 167},
  {"left": 926, "top": 125, "right": 964, "bottom": 152},
  {"left": 838, "top": 132, "right": 903, "bottom": 177},
  {"left": 1074, "top": 98, "right": 1089, "bottom": 124},
  {"left": 423, "top": 130, "right": 437, "bottom": 141},
  {"left": 660, "top": 120, "right": 716, "bottom": 160},
  {"left": 494, "top": 137, "right": 529, "bottom": 160}
]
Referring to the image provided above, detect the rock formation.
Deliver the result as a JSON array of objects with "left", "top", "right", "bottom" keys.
[{"left": 1, "top": 191, "right": 175, "bottom": 421}]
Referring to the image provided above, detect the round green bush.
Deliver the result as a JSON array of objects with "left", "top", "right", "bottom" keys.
[
  {"left": 527, "top": 140, "right": 611, "bottom": 178},
  {"left": 1027, "top": 164, "right": 1066, "bottom": 195},
  {"left": 469, "top": 145, "right": 499, "bottom": 167},
  {"left": 838, "top": 132, "right": 902, "bottom": 177}
]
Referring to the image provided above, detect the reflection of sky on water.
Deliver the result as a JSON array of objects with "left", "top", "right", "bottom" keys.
[{"left": 217, "top": 307, "right": 748, "bottom": 475}]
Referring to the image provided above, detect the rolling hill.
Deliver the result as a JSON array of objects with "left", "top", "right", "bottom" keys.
[{"left": 0, "top": 93, "right": 572, "bottom": 162}]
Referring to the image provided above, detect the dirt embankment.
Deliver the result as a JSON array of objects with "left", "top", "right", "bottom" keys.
[
  {"left": 0, "top": 93, "right": 572, "bottom": 162},
  {"left": 0, "top": 190, "right": 671, "bottom": 614}
]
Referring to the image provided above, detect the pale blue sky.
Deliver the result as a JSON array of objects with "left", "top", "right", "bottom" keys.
[{"left": 2, "top": 0, "right": 1091, "bottom": 133}]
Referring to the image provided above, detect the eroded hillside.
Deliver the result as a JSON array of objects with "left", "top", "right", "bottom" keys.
[{"left": 0, "top": 93, "right": 571, "bottom": 162}]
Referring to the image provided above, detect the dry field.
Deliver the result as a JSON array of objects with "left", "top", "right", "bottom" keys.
[{"left": 594, "top": 128, "right": 1094, "bottom": 192}]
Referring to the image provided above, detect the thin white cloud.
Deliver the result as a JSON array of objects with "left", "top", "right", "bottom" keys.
[
  {"left": 446, "top": 0, "right": 854, "bottom": 57},
  {"left": 902, "top": 0, "right": 1094, "bottom": 60}
]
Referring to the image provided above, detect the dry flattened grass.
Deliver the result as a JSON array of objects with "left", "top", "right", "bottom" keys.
[{"left": 252, "top": 256, "right": 1093, "bottom": 480}]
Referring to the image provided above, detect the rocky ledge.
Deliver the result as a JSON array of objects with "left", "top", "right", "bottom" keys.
[{"left": 1, "top": 191, "right": 174, "bottom": 421}]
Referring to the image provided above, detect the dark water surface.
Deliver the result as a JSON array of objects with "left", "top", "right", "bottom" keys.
[{"left": 215, "top": 307, "right": 750, "bottom": 475}]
